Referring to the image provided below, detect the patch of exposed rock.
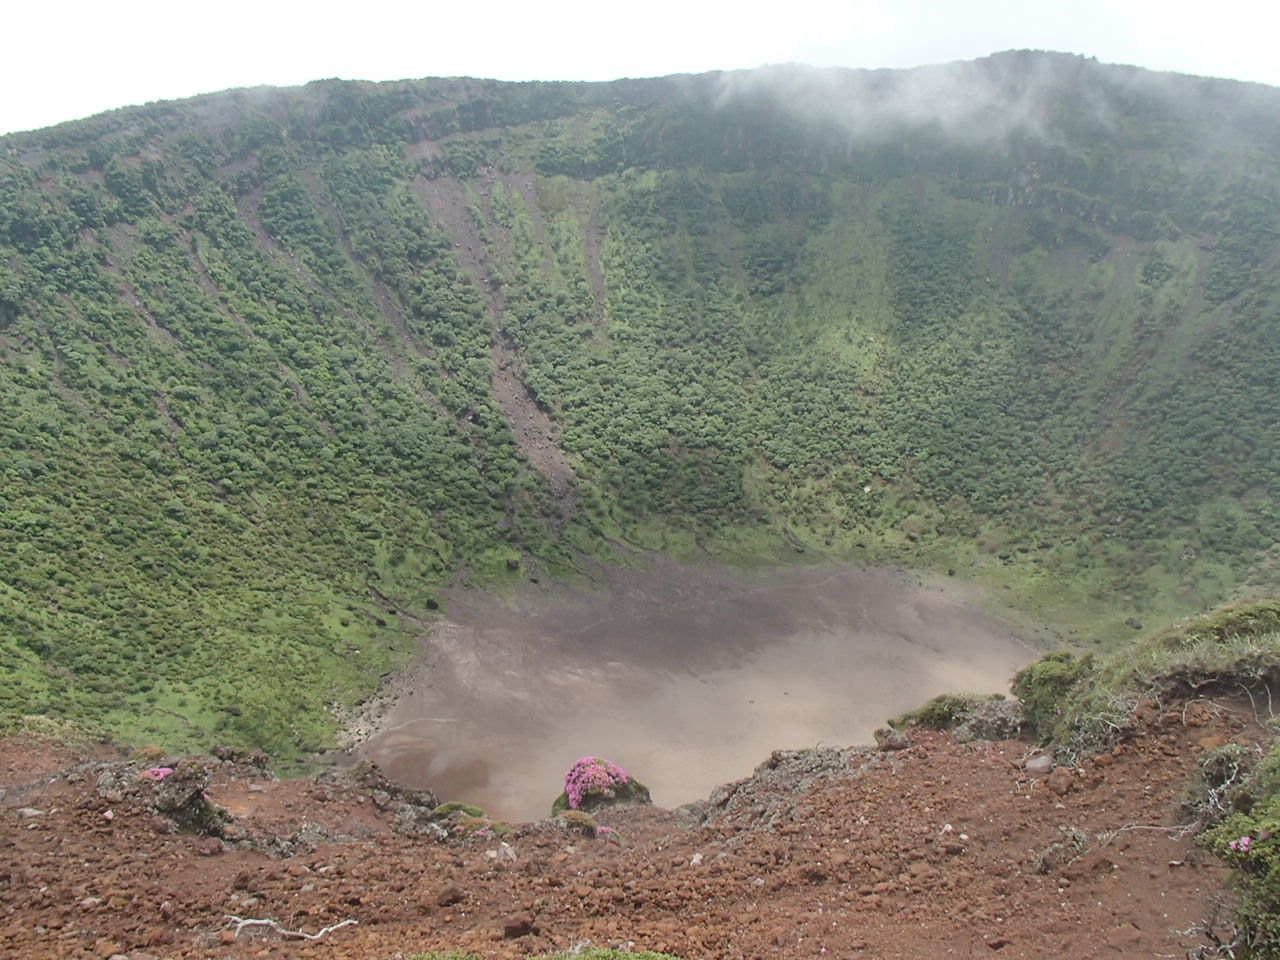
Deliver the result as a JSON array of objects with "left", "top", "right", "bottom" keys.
[{"left": 701, "top": 746, "right": 888, "bottom": 831}]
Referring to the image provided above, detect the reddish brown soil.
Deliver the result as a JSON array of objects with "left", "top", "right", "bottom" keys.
[{"left": 0, "top": 701, "right": 1253, "bottom": 960}]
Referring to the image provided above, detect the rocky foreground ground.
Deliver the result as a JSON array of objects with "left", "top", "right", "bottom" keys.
[{"left": 0, "top": 698, "right": 1262, "bottom": 960}]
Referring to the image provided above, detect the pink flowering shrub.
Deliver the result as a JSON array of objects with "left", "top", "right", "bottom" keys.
[
  {"left": 565, "top": 756, "right": 629, "bottom": 809},
  {"left": 1205, "top": 769, "right": 1280, "bottom": 953},
  {"left": 139, "top": 767, "right": 174, "bottom": 782},
  {"left": 551, "top": 757, "right": 650, "bottom": 816}
]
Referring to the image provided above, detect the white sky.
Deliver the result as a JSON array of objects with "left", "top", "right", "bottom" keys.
[{"left": 4, "top": 0, "right": 1277, "bottom": 137}]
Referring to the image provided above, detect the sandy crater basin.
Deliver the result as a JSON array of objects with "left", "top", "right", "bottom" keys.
[{"left": 359, "top": 560, "right": 1038, "bottom": 821}]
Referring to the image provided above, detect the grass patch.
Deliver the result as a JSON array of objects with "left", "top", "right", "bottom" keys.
[
  {"left": 0, "top": 712, "right": 102, "bottom": 747},
  {"left": 891, "top": 692, "right": 1002, "bottom": 730}
]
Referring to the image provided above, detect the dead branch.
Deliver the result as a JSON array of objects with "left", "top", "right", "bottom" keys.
[{"left": 224, "top": 915, "right": 358, "bottom": 941}]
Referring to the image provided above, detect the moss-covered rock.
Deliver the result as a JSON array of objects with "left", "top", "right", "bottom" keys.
[
  {"left": 430, "top": 801, "right": 488, "bottom": 821},
  {"left": 554, "top": 809, "right": 599, "bottom": 837}
]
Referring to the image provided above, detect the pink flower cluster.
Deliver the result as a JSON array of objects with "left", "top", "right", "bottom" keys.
[
  {"left": 564, "top": 757, "right": 629, "bottom": 809},
  {"left": 140, "top": 767, "right": 174, "bottom": 782},
  {"left": 1229, "top": 835, "right": 1253, "bottom": 853}
]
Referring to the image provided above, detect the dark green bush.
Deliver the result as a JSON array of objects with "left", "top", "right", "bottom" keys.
[{"left": 1012, "top": 651, "right": 1096, "bottom": 741}]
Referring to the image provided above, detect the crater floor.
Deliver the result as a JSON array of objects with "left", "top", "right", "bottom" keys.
[{"left": 359, "top": 560, "right": 1040, "bottom": 820}]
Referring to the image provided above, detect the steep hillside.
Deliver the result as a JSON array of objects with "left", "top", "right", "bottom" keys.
[{"left": 2, "top": 51, "right": 1279, "bottom": 757}]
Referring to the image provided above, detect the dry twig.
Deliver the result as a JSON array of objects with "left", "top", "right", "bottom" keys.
[{"left": 224, "top": 915, "right": 358, "bottom": 940}]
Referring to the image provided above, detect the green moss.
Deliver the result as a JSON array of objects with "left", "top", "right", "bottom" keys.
[
  {"left": 430, "top": 802, "right": 487, "bottom": 821},
  {"left": 891, "top": 692, "right": 1001, "bottom": 730},
  {"left": 555, "top": 809, "right": 599, "bottom": 837}
]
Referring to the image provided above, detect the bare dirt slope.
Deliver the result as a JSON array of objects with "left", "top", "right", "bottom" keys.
[{"left": 0, "top": 699, "right": 1254, "bottom": 960}]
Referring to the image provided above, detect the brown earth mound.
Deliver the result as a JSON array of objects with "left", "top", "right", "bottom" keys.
[{"left": 0, "top": 697, "right": 1258, "bottom": 960}]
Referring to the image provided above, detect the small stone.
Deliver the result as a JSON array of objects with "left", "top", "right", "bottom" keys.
[
  {"left": 1046, "top": 768, "right": 1074, "bottom": 796},
  {"left": 1025, "top": 755, "right": 1054, "bottom": 776},
  {"left": 502, "top": 914, "right": 534, "bottom": 938},
  {"left": 437, "top": 886, "right": 464, "bottom": 907},
  {"left": 16, "top": 807, "right": 45, "bottom": 819}
]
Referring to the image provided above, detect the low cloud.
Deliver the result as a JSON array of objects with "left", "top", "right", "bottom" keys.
[{"left": 713, "top": 51, "right": 1118, "bottom": 145}]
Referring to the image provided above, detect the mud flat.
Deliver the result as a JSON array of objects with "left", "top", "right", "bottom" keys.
[{"left": 357, "top": 559, "right": 1040, "bottom": 822}]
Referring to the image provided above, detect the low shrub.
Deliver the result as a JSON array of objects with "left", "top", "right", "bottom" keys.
[
  {"left": 551, "top": 757, "right": 651, "bottom": 816},
  {"left": 0, "top": 713, "right": 100, "bottom": 746},
  {"left": 1012, "top": 651, "right": 1096, "bottom": 741},
  {"left": 891, "top": 692, "right": 999, "bottom": 730},
  {"left": 1181, "top": 742, "right": 1259, "bottom": 828},
  {"left": 1203, "top": 759, "right": 1280, "bottom": 957}
]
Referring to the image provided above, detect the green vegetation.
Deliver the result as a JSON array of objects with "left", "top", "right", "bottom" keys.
[
  {"left": 0, "top": 712, "right": 101, "bottom": 746},
  {"left": 554, "top": 809, "right": 599, "bottom": 838},
  {"left": 1015, "top": 600, "right": 1280, "bottom": 955},
  {"left": 2, "top": 52, "right": 1280, "bottom": 763},
  {"left": 1015, "top": 602, "right": 1280, "bottom": 759},
  {"left": 890, "top": 693, "right": 1004, "bottom": 730},
  {"left": 428, "top": 801, "right": 510, "bottom": 837}
]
